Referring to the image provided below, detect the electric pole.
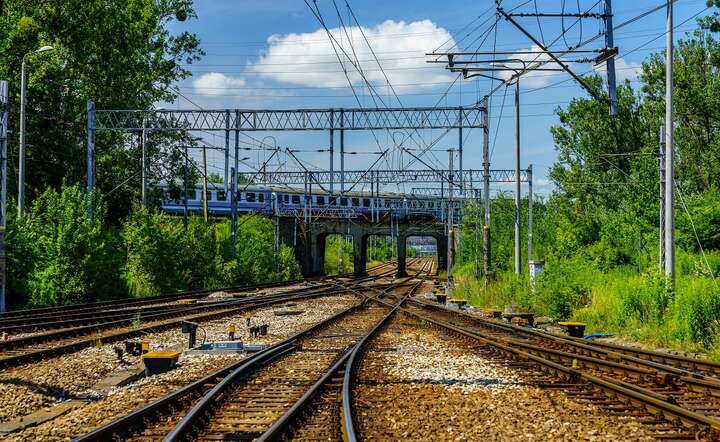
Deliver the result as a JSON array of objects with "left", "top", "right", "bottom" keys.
[
  {"left": 0, "top": 80, "right": 8, "bottom": 312},
  {"left": 447, "top": 149, "right": 454, "bottom": 282},
  {"left": 141, "top": 115, "right": 147, "bottom": 208},
  {"left": 514, "top": 79, "right": 522, "bottom": 276},
  {"left": 202, "top": 146, "right": 209, "bottom": 223},
  {"left": 659, "top": 126, "right": 666, "bottom": 271},
  {"left": 664, "top": 1, "right": 675, "bottom": 288}
]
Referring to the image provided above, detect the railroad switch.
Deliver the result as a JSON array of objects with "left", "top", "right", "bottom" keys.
[
  {"left": 511, "top": 317, "right": 529, "bottom": 327},
  {"left": 142, "top": 351, "right": 181, "bottom": 376},
  {"left": 228, "top": 323, "right": 236, "bottom": 341},
  {"left": 181, "top": 320, "right": 199, "bottom": 348},
  {"left": 503, "top": 312, "right": 535, "bottom": 327},
  {"left": 125, "top": 340, "right": 147, "bottom": 356},
  {"left": 248, "top": 324, "right": 269, "bottom": 338},
  {"left": 449, "top": 298, "right": 467, "bottom": 308},
  {"left": 558, "top": 322, "right": 586, "bottom": 338}
]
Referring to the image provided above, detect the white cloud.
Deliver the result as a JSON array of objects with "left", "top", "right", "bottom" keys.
[
  {"left": 248, "top": 19, "right": 456, "bottom": 91},
  {"left": 593, "top": 56, "right": 642, "bottom": 82},
  {"left": 192, "top": 72, "right": 246, "bottom": 96},
  {"left": 495, "top": 45, "right": 561, "bottom": 88}
]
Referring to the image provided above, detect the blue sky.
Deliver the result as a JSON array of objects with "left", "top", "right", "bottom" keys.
[{"left": 166, "top": 0, "right": 711, "bottom": 196}]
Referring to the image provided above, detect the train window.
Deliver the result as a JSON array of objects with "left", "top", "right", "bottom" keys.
[
  {"left": 258, "top": 193, "right": 265, "bottom": 203},
  {"left": 316, "top": 196, "right": 325, "bottom": 206},
  {"left": 362, "top": 198, "right": 370, "bottom": 207},
  {"left": 216, "top": 191, "right": 226, "bottom": 201},
  {"left": 351, "top": 197, "right": 360, "bottom": 207},
  {"left": 329, "top": 196, "right": 337, "bottom": 206},
  {"left": 246, "top": 192, "right": 256, "bottom": 202},
  {"left": 340, "top": 197, "right": 348, "bottom": 206},
  {"left": 291, "top": 195, "right": 300, "bottom": 204},
  {"left": 283, "top": 194, "right": 289, "bottom": 203}
]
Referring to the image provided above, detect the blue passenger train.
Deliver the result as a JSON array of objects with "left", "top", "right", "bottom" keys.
[{"left": 158, "top": 184, "right": 459, "bottom": 220}]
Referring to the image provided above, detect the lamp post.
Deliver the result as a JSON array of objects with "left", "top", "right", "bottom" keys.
[{"left": 18, "top": 45, "right": 54, "bottom": 218}]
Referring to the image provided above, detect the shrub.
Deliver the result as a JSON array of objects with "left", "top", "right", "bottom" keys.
[{"left": 11, "top": 185, "right": 124, "bottom": 307}]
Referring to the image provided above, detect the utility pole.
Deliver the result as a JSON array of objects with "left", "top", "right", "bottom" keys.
[
  {"left": 458, "top": 107, "right": 463, "bottom": 189},
  {"left": 202, "top": 146, "right": 209, "bottom": 223},
  {"left": 0, "top": 80, "right": 8, "bottom": 312},
  {"left": 330, "top": 111, "right": 334, "bottom": 194},
  {"left": 18, "top": 45, "right": 54, "bottom": 218},
  {"left": 141, "top": 114, "right": 147, "bottom": 208},
  {"left": 604, "top": 0, "right": 618, "bottom": 115},
  {"left": 86, "top": 101, "right": 95, "bottom": 197},
  {"left": 514, "top": 80, "right": 522, "bottom": 276},
  {"left": 18, "top": 60, "right": 27, "bottom": 217},
  {"left": 224, "top": 110, "right": 230, "bottom": 193},
  {"left": 664, "top": 0, "right": 675, "bottom": 288},
  {"left": 527, "top": 164, "right": 533, "bottom": 267},
  {"left": 273, "top": 192, "right": 279, "bottom": 272},
  {"left": 232, "top": 111, "right": 240, "bottom": 254},
  {"left": 230, "top": 167, "right": 236, "bottom": 257},
  {"left": 183, "top": 145, "right": 188, "bottom": 230},
  {"left": 659, "top": 125, "right": 666, "bottom": 271},
  {"left": 482, "top": 97, "right": 491, "bottom": 278},
  {"left": 340, "top": 122, "right": 345, "bottom": 193},
  {"left": 447, "top": 149, "right": 454, "bottom": 282}
]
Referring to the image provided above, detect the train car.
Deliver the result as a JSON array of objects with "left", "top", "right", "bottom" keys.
[{"left": 158, "top": 183, "right": 459, "bottom": 221}]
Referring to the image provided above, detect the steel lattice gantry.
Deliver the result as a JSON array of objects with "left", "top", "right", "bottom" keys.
[
  {"left": 89, "top": 106, "right": 485, "bottom": 132},
  {"left": 239, "top": 168, "right": 529, "bottom": 187},
  {"left": 86, "top": 103, "right": 486, "bottom": 193}
]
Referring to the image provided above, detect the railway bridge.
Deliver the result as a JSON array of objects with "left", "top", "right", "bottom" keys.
[{"left": 277, "top": 215, "right": 448, "bottom": 278}]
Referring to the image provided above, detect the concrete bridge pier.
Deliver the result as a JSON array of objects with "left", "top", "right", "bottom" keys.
[
  {"left": 277, "top": 216, "right": 447, "bottom": 279},
  {"left": 353, "top": 234, "right": 367, "bottom": 277}
]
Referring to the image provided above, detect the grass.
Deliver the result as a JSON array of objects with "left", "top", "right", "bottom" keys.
[{"left": 454, "top": 255, "right": 720, "bottom": 362}]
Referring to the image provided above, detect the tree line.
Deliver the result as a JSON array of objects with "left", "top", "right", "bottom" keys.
[{"left": 456, "top": 17, "right": 720, "bottom": 358}]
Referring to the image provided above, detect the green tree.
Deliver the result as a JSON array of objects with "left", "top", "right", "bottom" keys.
[
  {"left": 8, "top": 185, "right": 124, "bottom": 307},
  {"left": 0, "top": 0, "right": 203, "bottom": 220}
]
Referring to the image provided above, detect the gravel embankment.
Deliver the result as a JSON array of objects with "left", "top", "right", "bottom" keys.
[
  {"left": 355, "top": 315, "right": 655, "bottom": 441},
  {"left": 0, "top": 294, "right": 359, "bottom": 436}
]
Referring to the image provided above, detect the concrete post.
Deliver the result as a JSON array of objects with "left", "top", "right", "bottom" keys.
[
  {"left": 396, "top": 232, "right": 407, "bottom": 277},
  {"left": 353, "top": 233, "right": 366, "bottom": 277}
]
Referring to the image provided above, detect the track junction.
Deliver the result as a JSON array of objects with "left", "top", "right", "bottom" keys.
[{"left": 0, "top": 259, "right": 719, "bottom": 441}]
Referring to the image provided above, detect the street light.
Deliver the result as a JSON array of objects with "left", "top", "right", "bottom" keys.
[{"left": 18, "top": 45, "right": 54, "bottom": 217}]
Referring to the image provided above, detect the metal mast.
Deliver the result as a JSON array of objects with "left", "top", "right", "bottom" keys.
[
  {"left": 514, "top": 79, "right": 521, "bottom": 276},
  {"left": 664, "top": 1, "right": 675, "bottom": 288}
]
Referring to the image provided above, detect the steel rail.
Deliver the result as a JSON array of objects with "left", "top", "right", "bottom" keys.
[
  {"left": 413, "top": 299, "right": 720, "bottom": 382},
  {"left": 399, "top": 307, "right": 720, "bottom": 434},
  {"left": 0, "top": 263, "right": 398, "bottom": 352},
  {"left": 161, "top": 265, "right": 428, "bottom": 442},
  {"left": 0, "top": 261, "right": 394, "bottom": 322},
  {"left": 72, "top": 262, "right": 404, "bottom": 442},
  {"left": 73, "top": 301, "right": 360, "bottom": 442},
  {"left": 0, "top": 271, "right": 402, "bottom": 370},
  {"left": 0, "top": 262, "right": 396, "bottom": 335},
  {"left": 258, "top": 263, "right": 430, "bottom": 442}
]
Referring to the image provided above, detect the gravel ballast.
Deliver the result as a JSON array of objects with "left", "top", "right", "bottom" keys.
[{"left": 0, "top": 294, "right": 359, "bottom": 437}]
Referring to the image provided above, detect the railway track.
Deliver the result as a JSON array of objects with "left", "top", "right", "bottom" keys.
[
  {"left": 0, "top": 263, "right": 402, "bottom": 370},
  {"left": 73, "top": 260, "right": 431, "bottom": 441},
  {"left": 0, "top": 262, "right": 397, "bottom": 332},
  {"left": 399, "top": 300, "right": 720, "bottom": 440}
]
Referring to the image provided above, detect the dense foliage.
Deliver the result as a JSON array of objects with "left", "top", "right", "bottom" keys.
[
  {"left": 456, "top": 20, "right": 720, "bottom": 359},
  {"left": 0, "top": 0, "right": 202, "bottom": 220},
  {"left": 6, "top": 185, "right": 301, "bottom": 309}
]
